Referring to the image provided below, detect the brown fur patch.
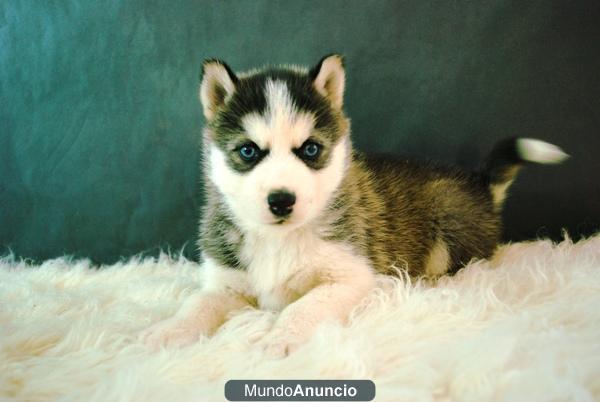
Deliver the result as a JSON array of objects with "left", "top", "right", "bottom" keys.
[{"left": 320, "top": 153, "right": 500, "bottom": 276}]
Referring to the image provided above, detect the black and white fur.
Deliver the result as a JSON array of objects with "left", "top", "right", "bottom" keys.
[{"left": 140, "top": 55, "right": 568, "bottom": 355}]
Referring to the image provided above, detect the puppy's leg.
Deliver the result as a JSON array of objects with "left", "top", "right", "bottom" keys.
[
  {"left": 140, "top": 258, "right": 251, "bottom": 350},
  {"left": 262, "top": 248, "right": 375, "bottom": 357},
  {"left": 140, "top": 290, "right": 249, "bottom": 350}
]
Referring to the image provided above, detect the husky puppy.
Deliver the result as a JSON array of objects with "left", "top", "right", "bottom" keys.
[{"left": 141, "top": 54, "right": 568, "bottom": 355}]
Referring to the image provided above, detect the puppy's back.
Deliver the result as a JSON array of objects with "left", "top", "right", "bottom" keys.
[{"left": 364, "top": 154, "right": 499, "bottom": 276}]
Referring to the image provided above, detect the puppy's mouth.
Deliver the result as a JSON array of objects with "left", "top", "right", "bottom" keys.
[{"left": 267, "top": 213, "right": 296, "bottom": 225}]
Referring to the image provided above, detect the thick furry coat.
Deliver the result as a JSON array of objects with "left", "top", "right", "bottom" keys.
[{"left": 140, "top": 55, "right": 566, "bottom": 354}]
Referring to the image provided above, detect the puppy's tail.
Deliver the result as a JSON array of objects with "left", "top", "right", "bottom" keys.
[{"left": 481, "top": 137, "right": 569, "bottom": 211}]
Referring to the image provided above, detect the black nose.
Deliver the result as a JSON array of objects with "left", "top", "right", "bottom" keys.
[{"left": 267, "top": 190, "right": 296, "bottom": 217}]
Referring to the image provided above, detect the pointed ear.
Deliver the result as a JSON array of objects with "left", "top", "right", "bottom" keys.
[
  {"left": 199, "top": 59, "right": 238, "bottom": 120},
  {"left": 309, "top": 54, "right": 345, "bottom": 109}
]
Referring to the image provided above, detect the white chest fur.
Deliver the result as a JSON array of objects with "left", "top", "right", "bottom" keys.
[{"left": 240, "top": 229, "right": 322, "bottom": 311}]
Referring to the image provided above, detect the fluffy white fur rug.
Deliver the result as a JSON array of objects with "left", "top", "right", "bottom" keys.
[{"left": 1, "top": 236, "right": 600, "bottom": 402}]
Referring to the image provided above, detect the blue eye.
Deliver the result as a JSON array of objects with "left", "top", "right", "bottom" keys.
[
  {"left": 302, "top": 141, "right": 321, "bottom": 159},
  {"left": 239, "top": 143, "right": 259, "bottom": 161}
]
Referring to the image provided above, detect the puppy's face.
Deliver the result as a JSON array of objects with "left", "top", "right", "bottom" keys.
[{"left": 200, "top": 55, "right": 350, "bottom": 232}]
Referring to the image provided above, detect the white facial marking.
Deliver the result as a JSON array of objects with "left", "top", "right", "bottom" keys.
[
  {"left": 241, "top": 79, "right": 314, "bottom": 150},
  {"left": 208, "top": 77, "right": 350, "bottom": 233},
  {"left": 209, "top": 135, "right": 349, "bottom": 233}
]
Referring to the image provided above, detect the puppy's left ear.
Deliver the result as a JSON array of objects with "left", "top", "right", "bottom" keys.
[
  {"left": 200, "top": 59, "right": 238, "bottom": 120},
  {"left": 309, "top": 54, "right": 345, "bottom": 110}
]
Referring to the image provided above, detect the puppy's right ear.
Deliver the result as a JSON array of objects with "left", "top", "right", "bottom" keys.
[{"left": 200, "top": 59, "right": 238, "bottom": 121}]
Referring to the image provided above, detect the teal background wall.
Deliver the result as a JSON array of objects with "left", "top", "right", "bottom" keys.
[{"left": 1, "top": 0, "right": 599, "bottom": 264}]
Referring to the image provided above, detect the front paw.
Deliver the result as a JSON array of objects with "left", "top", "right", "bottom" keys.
[{"left": 139, "top": 318, "right": 203, "bottom": 351}]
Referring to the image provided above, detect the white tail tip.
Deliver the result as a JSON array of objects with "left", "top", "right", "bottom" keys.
[{"left": 516, "top": 138, "right": 569, "bottom": 164}]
